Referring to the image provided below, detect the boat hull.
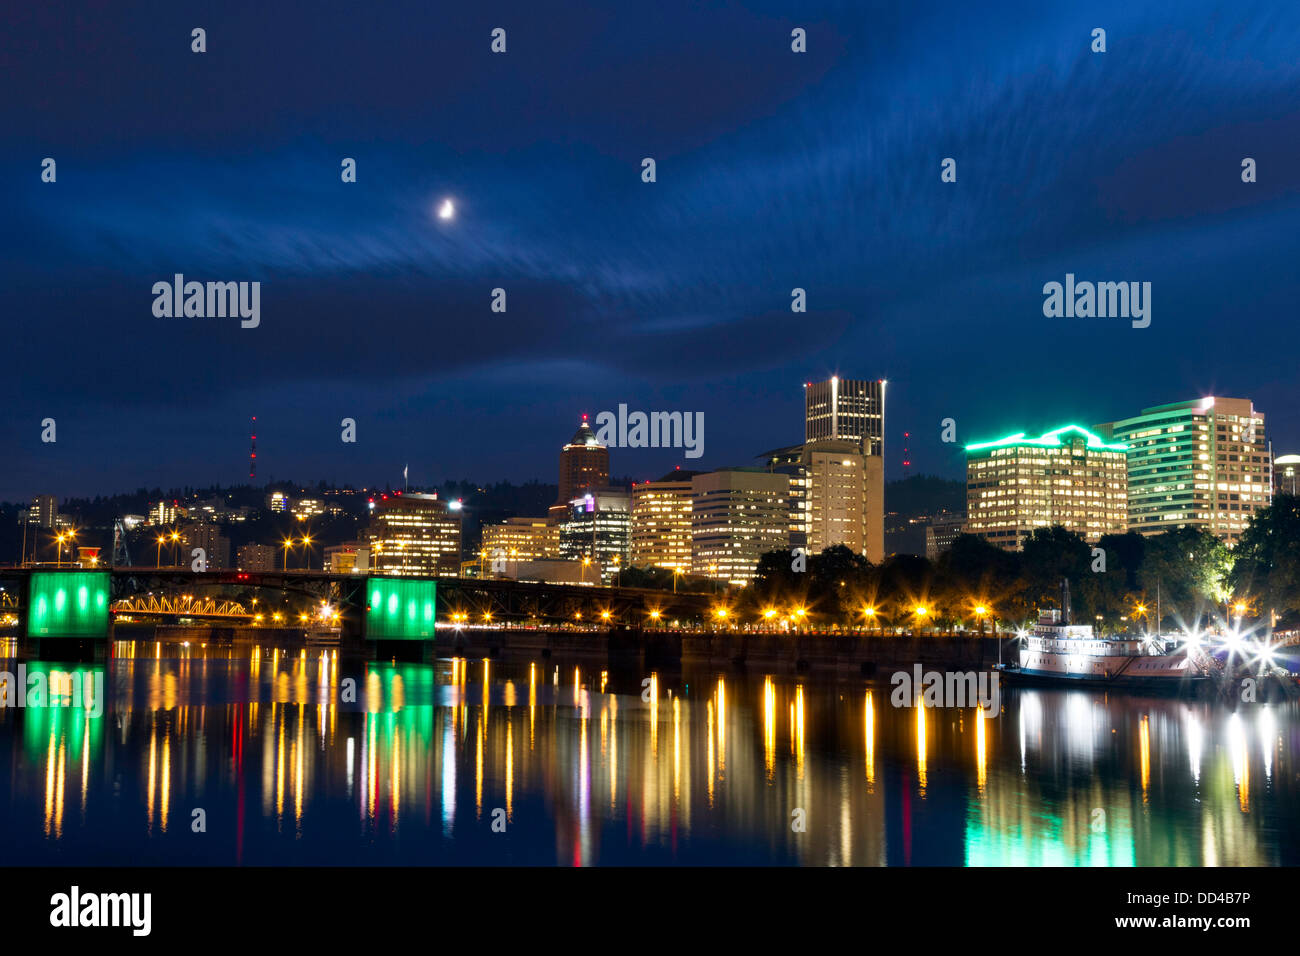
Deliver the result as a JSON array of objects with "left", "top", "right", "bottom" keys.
[{"left": 1010, "top": 645, "right": 1206, "bottom": 692}]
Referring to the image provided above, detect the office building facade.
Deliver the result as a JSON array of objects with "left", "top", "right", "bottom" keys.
[
  {"left": 367, "top": 493, "right": 462, "bottom": 576},
  {"left": 1102, "top": 397, "right": 1270, "bottom": 545},
  {"left": 966, "top": 424, "right": 1128, "bottom": 550},
  {"left": 804, "top": 377, "right": 886, "bottom": 456},
  {"left": 558, "top": 489, "right": 631, "bottom": 584},
  {"left": 690, "top": 469, "right": 789, "bottom": 585},
  {"left": 481, "top": 518, "right": 561, "bottom": 570},
  {"left": 630, "top": 472, "right": 696, "bottom": 571}
]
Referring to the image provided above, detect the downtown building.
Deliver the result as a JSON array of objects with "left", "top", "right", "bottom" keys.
[
  {"left": 236, "top": 542, "right": 276, "bottom": 572},
  {"left": 551, "top": 416, "right": 610, "bottom": 519},
  {"left": 180, "top": 523, "right": 231, "bottom": 570},
  {"left": 367, "top": 493, "right": 462, "bottom": 577},
  {"left": 745, "top": 375, "right": 887, "bottom": 564},
  {"left": 557, "top": 489, "right": 630, "bottom": 584},
  {"left": 804, "top": 376, "right": 886, "bottom": 456},
  {"left": 965, "top": 424, "right": 1129, "bottom": 550},
  {"left": 1099, "top": 397, "right": 1271, "bottom": 545},
  {"left": 629, "top": 470, "right": 697, "bottom": 572},
  {"left": 481, "top": 517, "right": 561, "bottom": 570},
  {"left": 760, "top": 441, "right": 884, "bottom": 563},
  {"left": 690, "top": 469, "right": 790, "bottom": 586}
]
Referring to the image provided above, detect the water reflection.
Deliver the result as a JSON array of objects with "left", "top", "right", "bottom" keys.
[{"left": 0, "top": 640, "right": 1297, "bottom": 865}]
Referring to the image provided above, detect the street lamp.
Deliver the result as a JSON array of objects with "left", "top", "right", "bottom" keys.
[
  {"left": 914, "top": 605, "right": 928, "bottom": 637},
  {"left": 300, "top": 534, "right": 313, "bottom": 571},
  {"left": 282, "top": 537, "right": 295, "bottom": 572},
  {"left": 169, "top": 530, "right": 180, "bottom": 567},
  {"left": 974, "top": 604, "right": 989, "bottom": 638},
  {"left": 156, "top": 535, "right": 166, "bottom": 568},
  {"left": 582, "top": 556, "right": 592, "bottom": 586}
]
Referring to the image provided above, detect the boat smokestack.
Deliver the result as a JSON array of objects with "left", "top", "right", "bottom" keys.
[{"left": 1061, "top": 578, "right": 1072, "bottom": 626}]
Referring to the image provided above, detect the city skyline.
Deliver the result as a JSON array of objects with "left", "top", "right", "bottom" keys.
[{"left": 4, "top": 0, "right": 1299, "bottom": 501}]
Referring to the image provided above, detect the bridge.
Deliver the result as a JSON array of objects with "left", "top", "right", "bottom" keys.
[
  {"left": 0, "top": 566, "right": 717, "bottom": 644},
  {"left": 110, "top": 593, "right": 253, "bottom": 622}
]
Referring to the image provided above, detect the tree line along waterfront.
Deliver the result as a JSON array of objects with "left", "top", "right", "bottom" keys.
[{"left": 626, "top": 495, "right": 1300, "bottom": 635}]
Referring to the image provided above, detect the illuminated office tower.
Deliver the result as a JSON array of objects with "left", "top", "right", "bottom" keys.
[
  {"left": 481, "top": 518, "right": 561, "bottom": 565},
  {"left": 368, "top": 493, "right": 462, "bottom": 576},
  {"left": 965, "top": 424, "right": 1128, "bottom": 550},
  {"left": 760, "top": 441, "right": 884, "bottom": 563},
  {"left": 558, "top": 489, "right": 630, "bottom": 583},
  {"left": 1101, "top": 397, "right": 1271, "bottom": 545},
  {"left": 630, "top": 471, "right": 696, "bottom": 571},
  {"left": 690, "top": 469, "right": 790, "bottom": 585},
  {"left": 804, "top": 377, "right": 886, "bottom": 456},
  {"left": 556, "top": 415, "right": 610, "bottom": 506}
]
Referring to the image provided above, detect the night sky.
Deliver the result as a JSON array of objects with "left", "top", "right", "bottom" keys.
[{"left": 3, "top": 0, "right": 1298, "bottom": 502}]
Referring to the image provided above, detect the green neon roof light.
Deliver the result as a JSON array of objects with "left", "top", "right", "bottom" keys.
[{"left": 965, "top": 424, "right": 1128, "bottom": 452}]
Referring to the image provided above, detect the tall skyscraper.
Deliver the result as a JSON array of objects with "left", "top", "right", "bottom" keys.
[
  {"left": 804, "top": 377, "right": 886, "bottom": 456},
  {"left": 1101, "top": 397, "right": 1271, "bottom": 545},
  {"left": 556, "top": 415, "right": 610, "bottom": 505},
  {"left": 630, "top": 471, "right": 697, "bottom": 571},
  {"left": 368, "top": 493, "right": 462, "bottom": 576},
  {"left": 690, "top": 469, "right": 790, "bottom": 585},
  {"left": 965, "top": 424, "right": 1129, "bottom": 550}
]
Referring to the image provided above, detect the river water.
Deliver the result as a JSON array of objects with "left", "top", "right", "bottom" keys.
[{"left": 1, "top": 638, "right": 1296, "bottom": 865}]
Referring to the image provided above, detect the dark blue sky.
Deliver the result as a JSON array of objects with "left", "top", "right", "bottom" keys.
[{"left": 3, "top": 0, "right": 1298, "bottom": 501}]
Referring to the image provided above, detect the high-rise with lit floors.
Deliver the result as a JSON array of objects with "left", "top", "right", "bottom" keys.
[
  {"left": 630, "top": 471, "right": 696, "bottom": 571},
  {"left": 804, "top": 377, "right": 886, "bottom": 456},
  {"left": 481, "top": 518, "right": 560, "bottom": 565},
  {"left": 558, "top": 489, "right": 631, "bottom": 583},
  {"left": 690, "top": 469, "right": 790, "bottom": 585},
  {"left": 1101, "top": 397, "right": 1271, "bottom": 545},
  {"left": 555, "top": 415, "right": 610, "bottom": 506},
  {"left": 965, "top": 424, "right": 1129, "bottom": 550},
  {"left": 367, "top": 493, "right": 462, "bottom": 576},
  {"left": 761, "top": 439, "right": 885, "bottom": 563}
]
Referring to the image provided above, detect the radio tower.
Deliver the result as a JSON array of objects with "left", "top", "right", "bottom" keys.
[
  {"left": 250, "top": 416, "right": 257, "bottom": 480},
  {"left": 902, "top": 430, "right": 911, "bottom": 478}
]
